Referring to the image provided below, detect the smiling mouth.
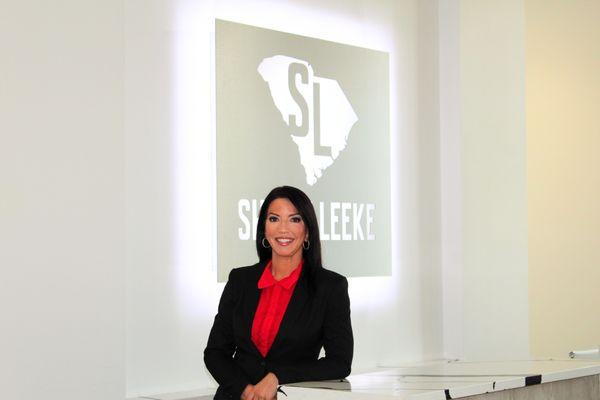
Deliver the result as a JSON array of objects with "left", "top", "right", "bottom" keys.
[{"left": 275, "top": 238, "right": 294, "bottom": 246}]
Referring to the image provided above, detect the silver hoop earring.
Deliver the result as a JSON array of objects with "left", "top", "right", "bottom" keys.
[
  {"left": 262, "top": 238, "right": 271, "bottom": 248},
  {"left": 303, "top": 239, "right": 310, "bottom": 250}
]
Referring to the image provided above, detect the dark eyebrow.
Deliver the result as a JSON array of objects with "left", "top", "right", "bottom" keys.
[{"left": 267, "top": 212, "right": 301, "bottom": 218}]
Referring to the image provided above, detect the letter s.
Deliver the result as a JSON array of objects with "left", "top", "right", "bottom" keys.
[
  {"left": 288, "top": 62, "right": 309, "bottom": 137},
  {"left": 238, "top": 199, "right": 251, "bottom": 240}
]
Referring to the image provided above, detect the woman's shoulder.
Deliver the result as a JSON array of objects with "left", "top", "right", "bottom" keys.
[
  {"left": 313, "top": 266, "right": 348, "bottom": 288},
  {"left": 227, "top": 262, "right": 264, "bottom": 282}
]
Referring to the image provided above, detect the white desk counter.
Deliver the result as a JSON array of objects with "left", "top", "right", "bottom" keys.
[
  {"left": 131, "top": 359, "right": 600, "bottom": 400},
  {"left": 288, "top": 359, "right": 600, "bottom": 399}
]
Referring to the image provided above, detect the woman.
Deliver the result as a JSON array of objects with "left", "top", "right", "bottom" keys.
[{"left": 205, "top": 186, "right": 353, "bottom": 400}]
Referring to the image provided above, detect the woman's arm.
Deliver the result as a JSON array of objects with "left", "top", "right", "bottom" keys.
[
  {"left": 204, "top": 269, "right": 251, "bottom": 399},
  {"left": 268, "top": 276, "right": 353, "bottom": 384}
]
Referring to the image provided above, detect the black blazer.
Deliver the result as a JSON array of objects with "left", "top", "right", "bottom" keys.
[{"left": 204, "top": 261, "right": 353, "bottom": 399}]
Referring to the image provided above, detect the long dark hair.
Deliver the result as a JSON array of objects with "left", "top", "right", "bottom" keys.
[{"left": 256, "top": 186, "right": 323, "bottom": 285}]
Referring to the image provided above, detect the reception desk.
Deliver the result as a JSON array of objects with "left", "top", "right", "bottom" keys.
[{"left": 132, "top": 359, "right": 600, "bottom": 400}]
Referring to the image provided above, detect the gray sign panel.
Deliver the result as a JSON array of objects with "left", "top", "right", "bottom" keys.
[{"left": 216, "top": 19, "right": 390, "bottom": 281}]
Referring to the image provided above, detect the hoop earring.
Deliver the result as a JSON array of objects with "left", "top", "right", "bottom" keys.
[
  {"left": 262, "top": 238, "right": 271, "bottom": 248},
  {"left": 303, "top": 239, "right": 310, "bottom": 250}
]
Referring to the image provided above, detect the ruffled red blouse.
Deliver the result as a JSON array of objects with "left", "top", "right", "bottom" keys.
[{"left": 251, "top": 260, "right": 303, "bottom": 357}]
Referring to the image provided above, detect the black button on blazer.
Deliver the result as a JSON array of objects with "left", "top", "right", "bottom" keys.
[{"left": 204, "top": 261, "right": 353, "bottom": 399}]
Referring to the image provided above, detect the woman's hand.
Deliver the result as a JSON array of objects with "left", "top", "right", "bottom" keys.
[
  {"left": 252, "top": 372, "right": 279, "bottom": 400},
  {"left": 241, "top": 384, "right": 255, "bottom": 400}
]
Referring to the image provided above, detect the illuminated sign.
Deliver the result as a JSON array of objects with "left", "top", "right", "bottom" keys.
[{"left": 216, "top": 19, "right": 390, "bottom": 281}]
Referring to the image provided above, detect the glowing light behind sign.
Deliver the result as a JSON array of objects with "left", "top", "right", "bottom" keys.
[{"left": 172, "top": 1, "right": 400, "bottom": 317}]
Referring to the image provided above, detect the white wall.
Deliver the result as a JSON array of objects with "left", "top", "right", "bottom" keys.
[
  {"left": 439, "top": 0, "right": 463, "bottom": 360},
  {"left": 0, "top": 1, "right": 125, "bottom": 399},
  {"left": 461, "top": 0, "right": 529, "bottom": 360},
  {"left": 440, "top": 0, "right": 530, "bottom": 360},
  {"left": 125, "top": 0, "right": 444, "bottom": 396}
]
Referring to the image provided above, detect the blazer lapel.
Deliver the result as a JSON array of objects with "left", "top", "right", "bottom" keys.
[
  {"left": 268, "top": 270, "right": 309, "bottom": 355},
  {"left": 243, "top": 263, "right": 264, "bottom": 357}
]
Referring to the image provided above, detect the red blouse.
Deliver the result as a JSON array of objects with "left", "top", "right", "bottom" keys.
[{"left": 251, "top": 260, "right": 303, "bottom": 358}]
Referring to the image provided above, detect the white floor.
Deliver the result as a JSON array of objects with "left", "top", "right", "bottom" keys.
[{"left": 129, "top": 359, "right": 600, "bottom": 400}]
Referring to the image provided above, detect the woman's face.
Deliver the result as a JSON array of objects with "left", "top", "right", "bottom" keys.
[{"left": 264, "top": 197, "right": 307, "bottom": 264}]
